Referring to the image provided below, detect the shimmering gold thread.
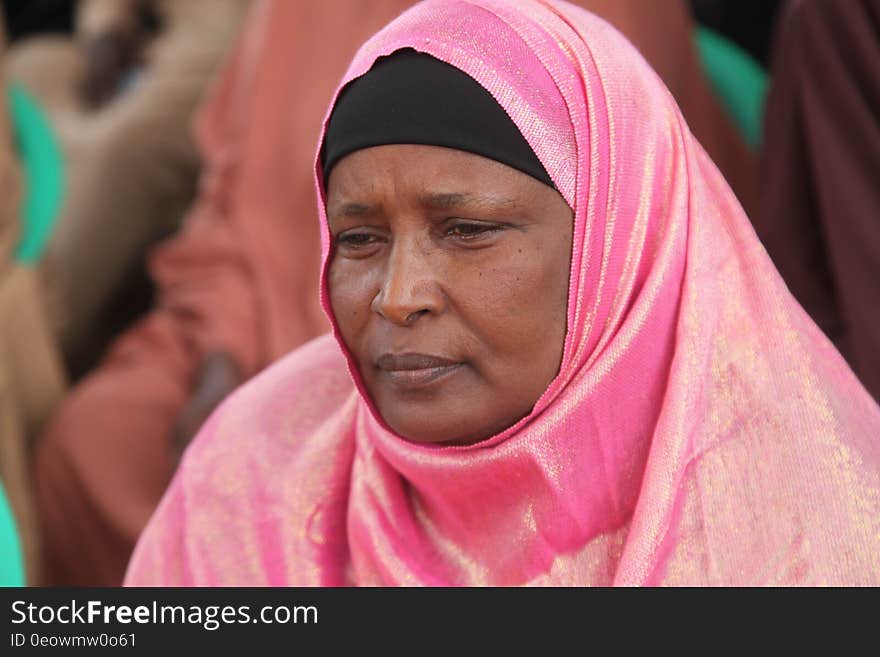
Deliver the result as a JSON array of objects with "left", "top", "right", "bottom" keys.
[
  {"left": 411, "top": 493, "right": 491, "bottom": 585},
  {"left": 669, "top": 435, "right": 816, "bottom": 585},
  {"left": 718, "top": 144, "right": 878, "bottom": 582},
  {"left": 410, "top": 488, "right": 629, "bottom": 586},
  {"left": 654, "top": 145, "right": 880, "bottom": 585},
  {"left": 413, "top": 461, "right": 551, "bottom": 584},
  {"left": 585, "top": 122, "right": 655, "bottom": 372},
  {"left": 352, "top": 403, "right": 396, "bottom": 514},
  {"left": 184, "top": 344, "right": 359, "bottom": 585},
  {"left": 768, "top": 307, "right": 880, "bottom": 581},
  {"left": 569, "top": 46, "right": 604, "bottom": 373},
  {"left": 613, "top": 108, "right": 703, "bottom": 586},
  {"left": 421, "top": 6, "right": 578, "bottom": 201},
  {"left": 556, "top": 162, "right": 687, "bottom": 418},
  {"left": 281, "top": 392, "right": 358, "bottom": 582},
  {"left": 655, "top": 174, "right": 749, "bottom": 585},
  {"left": 554, "top": 130, "right": 689, "bottom": 575},
  {"left": 530, "top": 0, "right": 619, "bottom": 373},
  {"left": 526, "top": 524, "right": 628, "bottom": 586},
  {"left": 661, "top": 473, "right": 711, "bottom": 586},
  {"left": 348, "top": 488, "right": 406, "bottom": 585}
]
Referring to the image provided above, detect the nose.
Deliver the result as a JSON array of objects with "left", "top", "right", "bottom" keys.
[{"left": 371, "top": 238, "right": 445, "bottom": 326}]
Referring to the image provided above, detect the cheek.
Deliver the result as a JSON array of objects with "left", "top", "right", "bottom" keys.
[
  {"left": 462, "top": 246, "right": 569, "bottom": 365},
  {"left": 328, "top": 260, "right": 374, "bottom": 342}
]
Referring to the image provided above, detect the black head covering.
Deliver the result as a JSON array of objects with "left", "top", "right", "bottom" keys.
[{"left": 321, "top": 49, "right": 554, "bottom": 188}]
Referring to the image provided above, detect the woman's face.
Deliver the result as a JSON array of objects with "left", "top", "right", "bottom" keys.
[{"left": 326, "top": 144, "right": 573, "bottom": 445}]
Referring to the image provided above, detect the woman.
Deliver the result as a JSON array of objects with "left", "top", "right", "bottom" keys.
[{"left": 126, "top": 0, "right": 880, "bottom": 585}]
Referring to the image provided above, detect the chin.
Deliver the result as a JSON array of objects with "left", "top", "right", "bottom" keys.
[
  {"left": 382, "top": 412, "right": 483, "bottom": 446},
  {"left": 388, "top": 421, "right": 464, "bottom": 445}
]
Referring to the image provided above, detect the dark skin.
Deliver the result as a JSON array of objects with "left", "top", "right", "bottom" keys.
[
  {"left": 172, "top": 350, "right": 242, "bottom": 458},
  {"left": 326, "top": 144, "right": 573, "bottom": 445},
  {"left": 78, "top": 0, "right": 158, "bottom": 110}
]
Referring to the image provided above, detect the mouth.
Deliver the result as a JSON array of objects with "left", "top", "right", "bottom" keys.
[{"left": 375, "top": 352, "right": 464, "bottom": 390}]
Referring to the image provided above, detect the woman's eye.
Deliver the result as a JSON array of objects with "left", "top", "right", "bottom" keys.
[
  {"left": 446, "top": 222, "right": 502, "bottom": 240},
  {"left": 335, "top": 232, "right": 380, "bottom": 248}
]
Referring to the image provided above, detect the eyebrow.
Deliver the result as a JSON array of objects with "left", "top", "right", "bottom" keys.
[
  {"left": 418, "top": 192, "right": 521, "bottom": 212},
  {"left": 330, "top": 202, "right": 377, "bottom": 219},
  {"left": 327, "top": 191, "right": 523, "bottom": 223}
]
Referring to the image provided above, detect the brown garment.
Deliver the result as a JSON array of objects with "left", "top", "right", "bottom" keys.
[{"left": 756, "top": 0, "right": 880, "bottom": 401}]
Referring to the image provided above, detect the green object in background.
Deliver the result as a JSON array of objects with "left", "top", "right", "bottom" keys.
[
  {"left": 0, "top": 481, "right": 25, "bottom": 586},
  {"left": 695, "top": 26, "right": 769, "bottom": 150},
  {"left": 8, "top": 83, "right": 66, "bottom": 264}
]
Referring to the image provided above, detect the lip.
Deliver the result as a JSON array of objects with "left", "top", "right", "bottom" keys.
[{"left": 375, "top": 352, "right": 464, "bottom": 389}]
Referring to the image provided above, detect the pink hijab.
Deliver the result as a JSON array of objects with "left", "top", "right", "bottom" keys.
[{"left": 126, "top": 0, "right": 880, "bottom": 585}]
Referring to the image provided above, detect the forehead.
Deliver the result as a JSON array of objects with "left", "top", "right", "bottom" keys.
[{"left": 326, "top": 144, "right": 546, "bottom": 202}]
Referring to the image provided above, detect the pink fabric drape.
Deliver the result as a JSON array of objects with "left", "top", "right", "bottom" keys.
[{"left": 126, "top": 0, "right": 880, "bottom": 586}]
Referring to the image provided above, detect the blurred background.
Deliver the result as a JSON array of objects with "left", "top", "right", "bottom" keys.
[{"left": 0, "top": 0, "right": 876, "bottom": 587}]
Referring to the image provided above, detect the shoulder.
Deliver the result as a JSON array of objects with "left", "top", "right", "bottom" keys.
[
  {"left": 168, "top": 332, "right": 356, "bottom": 519},
  {"left": 187, "top": 332, "right": 354, "bottom": 462},
  {"left": 220, "top": 332, "right": 351, "bottom": 414},
  {"left": 125, "top": 333, "right": 357, "bottom": 585},
  {"left": 670, "top": 395, "right": 880, "bottom": 584}
]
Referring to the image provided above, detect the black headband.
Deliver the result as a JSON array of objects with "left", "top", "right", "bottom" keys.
[{"left": 320, "top": 49, "right": 554, "bottom": 188}]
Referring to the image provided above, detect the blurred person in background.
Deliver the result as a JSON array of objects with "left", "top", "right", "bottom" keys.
[
  {"left": 757, "top": 0, "right": 880, "bottom": 402},
  {"left": 690, "top": 0, "right": 783, "bottom": 66},
  {"left": 0, "top": 10, "right": 65, "bottom": 585},
  {"left": 5, "top": 0, "right": 250, "bottom": 380}
]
